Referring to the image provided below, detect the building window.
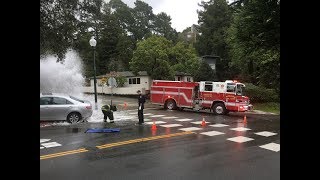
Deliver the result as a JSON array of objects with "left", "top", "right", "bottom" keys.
[
  {"left": 187, "top": 77, "right": 191, "bottom": 82},
  {"left": 177, "top": 77, "right": 181, "bottom": 81},
  {"left": 128, "top": 78, "right": 141, "bottom": 85}
]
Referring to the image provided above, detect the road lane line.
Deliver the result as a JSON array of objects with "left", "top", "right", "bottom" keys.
[
  {"left": 41, "top": 132, "right": 194, "bottom": 160},
  {"left": 40, "top": 148, "right": 88, "bottom": 160},
  {"left": 96, "top": 131, "right": 194, "bottom": 149}
]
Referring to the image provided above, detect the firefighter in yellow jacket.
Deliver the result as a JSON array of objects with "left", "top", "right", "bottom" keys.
[{"left": 101, "top": 104, "right": 114, "bottom": 123}]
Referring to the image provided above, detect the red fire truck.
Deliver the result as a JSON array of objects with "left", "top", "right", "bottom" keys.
[{"left": 150, "top": 80, "right": 253, "bottom": 115}]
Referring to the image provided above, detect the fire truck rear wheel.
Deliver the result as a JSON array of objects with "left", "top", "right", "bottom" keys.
[
  {"left": 212, "top": 103, "right": 227, "bottom": 115},
  {"left": 165, "top": 99, "right": 176, "bottom": 110}
]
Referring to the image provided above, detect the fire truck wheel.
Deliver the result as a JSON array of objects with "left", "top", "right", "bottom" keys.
[
  {"left": 165, "top": 99, "right": 176, "bottom": 110},
  {"left": 212, "top": 103, "right": 227, "bottom": 115}
]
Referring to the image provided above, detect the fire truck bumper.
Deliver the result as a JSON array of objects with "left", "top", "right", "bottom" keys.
[{"left": 244, "top": 104, "right": 253, "bottom": 111}]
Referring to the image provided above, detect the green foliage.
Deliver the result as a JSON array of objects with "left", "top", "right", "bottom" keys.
[
  {"left": 115, "top": 76, "right": 127, "bottom": 87},
  {"left": 129, "top": 35, "right": 199, "bottom": 80},
  {"left": 244, "top": 83, "right": 279, "bottom": 103},
  {"left": 40, "top": 0, "right": 81, "bottom": 60},
  {"left": 227, "top": 0, "right": 280, "bottom": 94},
  {"left": 153, "top": 12, "right": 178, "bottom": 43},
  {"left": 195, "top": 0, "right": 233, "bottom": 80},
  {"left": 193, "top": 60, "right": 216, "bottom": 82},
  {"left": 130, "top": 0, "right": 154, "bottom": 40},
  {"left": 171, "top": 63, "right": 186, "bottom": 73},
  {"left": 129, "top": 35, "right": 173, "bottom": 79},
  {"left": 253, "top": 102, "right": 280, "bottom": 114}
]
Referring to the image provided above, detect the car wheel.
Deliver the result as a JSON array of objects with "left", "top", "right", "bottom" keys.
[
  {"left": 212, "top": 103, "right": 226, "bottom": 115},
  {"left": 67, "top": 112, "right": 81, "bottom": 124},
  {"left": 165, "top": 99, "right": 176, "bottom": 110}
]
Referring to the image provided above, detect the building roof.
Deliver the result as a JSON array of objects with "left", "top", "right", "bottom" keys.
[
  {"left": 117, "top": 71, "right": 148, "bottom": 77},
  {"left": 89, "top": 71, "right": 148, "bottom": 79},
  {"left": 202, "top": 55, "right": 220, "bottom": 59},
  {"left": 175, "top": 71, "right": 192, "bottom": 76}
]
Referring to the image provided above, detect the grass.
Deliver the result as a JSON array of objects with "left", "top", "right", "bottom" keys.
[{"left": 252, "top": 102, "right": 280, "bottom": 114}]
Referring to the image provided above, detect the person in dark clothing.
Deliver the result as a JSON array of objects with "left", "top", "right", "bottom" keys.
[
  {"left": 101, "top": 104, "right": 114, "bottom": 123},
  {"left": 136, "top": 90, "right": 146, "bottom": 125}
]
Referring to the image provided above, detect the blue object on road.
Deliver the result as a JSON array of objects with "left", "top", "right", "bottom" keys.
[{"left": 85, "top": 128, "right": 120, "bottom": 133}]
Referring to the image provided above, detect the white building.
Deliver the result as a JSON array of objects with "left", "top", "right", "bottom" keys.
[
  {"left": 174, "top": 72, "right": 194, "bottom": 82},
  {"left": 83, "top": 71, "right": 152, "bottom": 95},
  {"left": 83, "top": 71, "right": 195, "bottom": 95}
]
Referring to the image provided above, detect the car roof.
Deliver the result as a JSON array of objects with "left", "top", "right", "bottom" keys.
[{"left": 40, "top": 93, "right": 69, "bottom": 98}]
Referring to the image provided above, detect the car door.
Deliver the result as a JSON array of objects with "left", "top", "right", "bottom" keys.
[
  {"left": 40, "top": 97, "right": 53, "bottom": 120},
  {"left": 51, "top": 97, "right": 74, "bottom": 120}
]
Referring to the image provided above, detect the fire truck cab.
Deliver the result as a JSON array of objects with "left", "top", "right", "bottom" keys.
[{"left": 150, "top": 80, "right": 253, "bottom": 115}]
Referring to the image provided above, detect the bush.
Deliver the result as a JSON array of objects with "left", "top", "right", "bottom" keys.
[
  {"left": 244, "top": 83, "right": 279, "bottom": 103},
  {"left": 115, "top": 76, "right": 127, "bottom": 87}
]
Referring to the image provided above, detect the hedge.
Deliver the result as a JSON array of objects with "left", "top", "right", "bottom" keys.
[{"left": 244, "top": 83, "right": 279, "bottom": 103}]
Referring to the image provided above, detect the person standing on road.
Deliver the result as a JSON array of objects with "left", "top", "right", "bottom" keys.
[{"left": 136, "top": 90, "right": 146, "bottom": 125}]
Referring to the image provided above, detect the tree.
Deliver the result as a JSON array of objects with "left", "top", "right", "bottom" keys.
[
  {"left": 129, "top": 35, "right": 174, "bottom": 80},
  {"left": 169, "top": 42, "right": 200, "bottom": 75},
  {"left": 115, "top": 76, "right": 127, "bottom": 87},
  {"left": 227, "top": 0, "right": 280, "bottom": 92},
  {"left": 153, "top": 12, "right": 178, "bottom": 42},
  {"left": 130, "top": 35, "right": 200, "bottom": 80},
  {"left": 193, "top": 60, "right": 216, "bottom": 81},
  {"left": 40, "top": 0, "right": 80, "bottom": 60},
  {"left": 130, "top": 0, "right": 155, "bottom": 41},
  {"left": 195, "top": 0, "right": 232, "bottom": 80}
]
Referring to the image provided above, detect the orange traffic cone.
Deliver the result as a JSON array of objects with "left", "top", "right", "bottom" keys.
[
  {"left": 201, "top": 117, "right": 206, "bottom": 126},
  {"left": 243, "top": 115, "right": 247, "bottom": 124},
  {"left": 151, "top": 121, "right": 157, "bottom": 130}
]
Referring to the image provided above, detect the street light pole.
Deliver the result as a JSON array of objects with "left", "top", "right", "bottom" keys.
[{"left": 90, "top": 36, "right": 98, "bottom": 110}]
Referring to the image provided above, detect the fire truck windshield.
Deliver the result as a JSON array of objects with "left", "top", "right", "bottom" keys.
[
  {"left": 236, "top": 84, "right": 245, "bottom": 96},
  {"left": 227, "top": 83, "right": 236, "bottom": 93}
]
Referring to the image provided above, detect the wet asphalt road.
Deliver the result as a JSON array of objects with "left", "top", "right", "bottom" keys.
[{"left": 40, "top": 95, "right": 280, "bottom": 180}]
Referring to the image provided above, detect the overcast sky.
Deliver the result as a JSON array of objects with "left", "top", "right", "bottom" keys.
[{"left": 105, "top": 0, "right": 210, "bottom": 32}]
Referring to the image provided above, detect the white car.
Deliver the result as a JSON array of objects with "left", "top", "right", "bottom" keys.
[{"left": 40, "top": 93, "right": 93, "bottom": 123}]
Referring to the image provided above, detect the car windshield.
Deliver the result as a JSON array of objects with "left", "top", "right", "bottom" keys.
[{"left": 69, "top": 96, "right": 84, "bottom": 103}]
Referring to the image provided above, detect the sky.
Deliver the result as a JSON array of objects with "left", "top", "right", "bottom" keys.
[{"left": 105, "top": 0, "right": 210, "bottom": 32}]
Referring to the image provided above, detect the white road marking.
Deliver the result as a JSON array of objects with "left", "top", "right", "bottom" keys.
[
  {"left": 190, "top": 121, "right": 211, "bottom": 125},
  {"left": 230, "top": 127, "right": 251, "bottom": 132},
  {"left": 210, "top": 124, "right": 229, "bottom": 127},
  {"left": 116, "top": 117, "right": 134, "bottom": 120},
  {"left": 254, "top": 131, "right": 277, "bottom": 137},
  {"left": 160, "top": 124, "right": 183, "bottom": 128},
  {"left": 200, "top": 131, "right": 225, "bottom": 136},
  {"left": 145, "top": 121, "right": 167, "bottom": 125},
  {"left": 259, "top": 143, "right": 280, "bottom": 152},
  {"left": 161, "top": 116, "right": 179, "bottom": 119},
  {"left": 227, "top": 136, "right": 254, "bottom": 143},
  {"left": 179, "top": 127, "right": 202, "bottom": 131},
  {"left": 41, "top": 142, "right": 62, "bottom": 148},
  {"left": 40, "top": 139, "right": 51, "bottom": 143},
  {"left": 175, "top": 118, "right": 193, "bottom": 121},
  {"left": 150, "top": 115, "right": 165, "bottom": 117}
]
